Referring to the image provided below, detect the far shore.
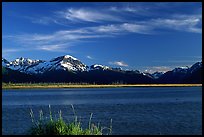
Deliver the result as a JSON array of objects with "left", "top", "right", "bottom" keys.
[{"left": 2, "top": 83, "right": 202, "bottom": 89}]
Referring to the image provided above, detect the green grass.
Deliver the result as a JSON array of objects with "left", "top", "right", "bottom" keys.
[{"left": 28, "top": 105, "right": 112, "bottom": 135}]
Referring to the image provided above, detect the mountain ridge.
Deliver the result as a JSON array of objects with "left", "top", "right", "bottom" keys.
[{"left": 2, "top": 55, "right": 202, "bottom": 84}]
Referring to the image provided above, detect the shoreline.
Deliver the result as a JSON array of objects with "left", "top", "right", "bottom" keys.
[{"left": 2, "top": 83, "right": 202, "bottom": 89}]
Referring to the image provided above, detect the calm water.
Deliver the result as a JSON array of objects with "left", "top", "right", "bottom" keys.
[{"left": 2, "top": 87, "right": 202, "bottom": 135}]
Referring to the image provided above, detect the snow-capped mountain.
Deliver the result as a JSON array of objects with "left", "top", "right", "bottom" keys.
[
  {"left": 2, "top": 57, "right": 44, "bottom": 73},
  {"left": 2, "top": 55, "right": 202, "bottom": 84},
  {"left": 27, "top": 55, "right": 88, "bottom": 74},
  {"left": 2, "top": 56, "right": 202, "bottom": 84},
  {"left": 2, "top": 55, "right": 88, "bottom": 74}
]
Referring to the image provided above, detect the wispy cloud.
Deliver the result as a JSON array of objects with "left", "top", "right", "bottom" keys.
[
  {"left": 3, "top": 22, "right": 153, "bottom": 52},
  {"left": 142, "top": 66, "right": 174, "bottom": 73},
  {"left": 109, "top": 6, "right": 138, "bottom": 12},
  {"left": 3, "top": 48, "right": 22, "bottom": 53},
  {"left": 109, "top": 5, "right": 149, "bottom": 14},
  {"left": 2, "top": 48, "right": 28, "bottom": 58},
  {"left": 109, "top": 61, "right": 128, "bottom": 67},
  {"left": 4, "top": 13, "right": 201, "bottom": 54},
  {"left": 25, "top": 16, "right": 54, "bottom": 25},
  {"left": 86, "top": 55, "right": 93, "bottom": 60},
  {"left": 150, "top": 14, "right": 202, "bottom": 33},
  {"left": 21, "top": 15, "right": 68, "bottom": 26},
  {"left": 19, "top": 4, "right": 201, "bottom": 34},
  {"left": 93, "top": 23, "right": 153, "bottom": 34},
  {"left": 3, "top": 6, "right": 202, "bottom": 56},
  {"left": 36, "top": 44, "right": 72, "bottom": 52},
  {"left": 57, "top": 8, "right": 122, "bottom": 23},
  {"left": 153, "top": 58, "right": 202, "bottom": 64},
  {"left": 3, "top": 32, "right": 75, "bottom": 53}
]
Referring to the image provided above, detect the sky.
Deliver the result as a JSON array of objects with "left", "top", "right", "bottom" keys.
[{"left": 2, "top": 2, "right": 202, "bottom": 73}]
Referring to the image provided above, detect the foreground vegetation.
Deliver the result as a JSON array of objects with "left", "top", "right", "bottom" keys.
[
  {"left": 2, "top": 82, "right": 202, "bottom": 89},
  {"left": 28, "top": 105, "right": 112, "bottom": 135}
]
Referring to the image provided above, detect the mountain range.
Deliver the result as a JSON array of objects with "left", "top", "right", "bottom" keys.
[{"left": 2, "top": 55, "right": 202, "bottom": 84}]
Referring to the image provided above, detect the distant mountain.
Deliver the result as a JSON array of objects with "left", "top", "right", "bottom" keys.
[
  {"left": 157, "top": 62, "right": 202, "bottom": 84},
  {"left": 183, "top": 63, "right": 202, "bottom": 83},
  {"left": 151, "top": 72, "right": 164, "bottom": 79},
  {"left": 2, "top": 67, "right": 39, "bottom": 83},
  {"left": 141, "top": 71, "right": 164, "bottom": 79},
  {"left": 2, "top": 55, "right": 202, "bottom": 84}
]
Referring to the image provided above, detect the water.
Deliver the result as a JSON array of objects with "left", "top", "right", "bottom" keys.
[{"left": 2, "top": 87, "right": 202, "bottom": 135}]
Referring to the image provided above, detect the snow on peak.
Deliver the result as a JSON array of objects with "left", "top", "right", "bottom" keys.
[
  {"left": 50, "top": 55, "right": 79, "bottom": 62},
  {"left": 93, "top": 64, "right": 105, "bottom": 68},
  {"left": 25, "top": 55, "right": 88, "bottom": 74},
  {"left": 3, "top": 55, "right": 202, "bottom": 78},
  {"left": 2, "top": 58, "right": 10, "bottom": 67},
  {"left": 179, "top": 66, "right": 189, "bottom": 69},
  {"left": 64, "top": 55, "right": 78, "bottom": 60},
  {"left": 90, "top": 64, "right": 110, "bottom": 70},
  {"left": 11, "top": 57, "right": 40, "bottom": 66},
  {"left": 6, "top": 57, "right": 43, "bottom": 72}
]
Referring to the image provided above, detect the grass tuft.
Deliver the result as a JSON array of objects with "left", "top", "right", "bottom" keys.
[{"left": 28, "top": 105, "right": 112, "bottom": 135}]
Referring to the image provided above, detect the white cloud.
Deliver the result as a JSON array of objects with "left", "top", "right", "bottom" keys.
[
  {"left": 14, "top": 3, "right": 201, "bottom": 35},
  {"left": 94, "top": 24, "right": 121, "bottom": 33},
  {"left": 19, "top": 5, "right": 201, "bottom": 34},
  {"left": 5, "top": 23, "right": 153, "bottom": 51},
  {"left": 109, "top": 6, "right": 118, "bottom": 12},
  {"left": 109, "top": 5, "right": 148, "bottom": 13},
  {"left": 2, "top": 48, "right": 28, "bottom": 58},
  {"left": 58, "top": 8, "right": 122, "bottom": 23},
  {"left": 4, "top": 13, "right": 201, "bottom": 54},
  {"left": 86, "top": 55, "right": 93, "bottom": 59},
  {"left": 187, "top": 27, "right": 202, "bottom": 33},
  {"left": 92, "top": 23, "right": 153, "bottom": 34},
  {"left": 150, "top": 14, "right": 202, "bottom": 33},
  {"left": 124, "top": 7, "right": 139, "bottom": 12},
  {"left": 153, "top": 59, "right": 202, "bottom": 64},
  {"left": 142, "top": 66, "right": 173, "bottom": 73},
  {"left": 121, "top": 23, "right": 153, "bottom": 34},
  {"left": 109, "top": 61, "right": 128, "bottom": 67},
  {"left": 23, "top": 16, "right": 64, "bottom": 26},
  {"left": 3, "top": 48, "right": 22, "bottom": 53},
  {"left": 37, "top": 44, "right": 71, "bottom": 52},
  {"left": 31, "top": 17, "right": 53, "bottom": 25}
]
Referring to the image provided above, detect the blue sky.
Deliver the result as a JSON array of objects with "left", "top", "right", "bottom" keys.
[{"left": 2, "top": 2, "right": 202, "bottom": 73}]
